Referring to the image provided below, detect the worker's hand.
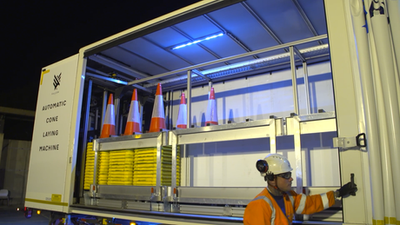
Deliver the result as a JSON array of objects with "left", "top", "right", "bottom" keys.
[{"left": 336, "top": 181, "right": 357, "bottom": 198}]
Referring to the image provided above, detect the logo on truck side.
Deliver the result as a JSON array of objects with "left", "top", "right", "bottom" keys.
[{"left": 53, "top": 73, "right": 61, "bottom": 90}]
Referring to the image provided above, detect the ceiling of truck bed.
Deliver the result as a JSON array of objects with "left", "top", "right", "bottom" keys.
[{"left": 86, "top": 0, "right": 329, "bottom": 93}]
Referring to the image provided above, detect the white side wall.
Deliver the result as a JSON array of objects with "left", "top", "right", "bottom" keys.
[{"left": 170, "top": 61, "right": 339, "bottom": 187}]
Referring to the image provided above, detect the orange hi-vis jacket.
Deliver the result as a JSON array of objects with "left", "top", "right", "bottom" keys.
[{"left": 243, "top": 188, "right": 335, "bottom": 225}]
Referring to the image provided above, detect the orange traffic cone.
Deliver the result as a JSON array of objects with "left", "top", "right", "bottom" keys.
[
  {"left": 149, "top": 83, "right": 166, "bottom": 132},
  {"left": 205, "top": 87, "right": 218, "bottom": 126},
  {"left": 124, "top": 89, "right": 141, "bottom": 135},
  {"left": 176, "top": 92, "right": 187, "bottom": 129},
  {"left": 100, "top": 94, "right": 116, "bottom": 138}
]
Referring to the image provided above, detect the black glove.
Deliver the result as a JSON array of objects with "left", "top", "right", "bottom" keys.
[{"left": 336, "top": 181, "right": 357, "bottom": 198}]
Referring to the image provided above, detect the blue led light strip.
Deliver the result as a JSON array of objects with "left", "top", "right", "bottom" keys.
[{"left": 172, "top": 33, "right": 224, "bottom": 50}]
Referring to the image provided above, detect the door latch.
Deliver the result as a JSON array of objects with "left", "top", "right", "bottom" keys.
[{"left": 333, "top": 133, "right": 366, "bottom": 148}]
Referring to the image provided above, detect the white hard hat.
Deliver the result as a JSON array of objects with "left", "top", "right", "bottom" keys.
[{"left": 260, "top": 153, "right": 293, "bottom": 176}]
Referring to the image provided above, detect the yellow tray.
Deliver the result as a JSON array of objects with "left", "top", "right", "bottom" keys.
[{"left": 107, "top": 182, "right": 132, "bottom": 185}]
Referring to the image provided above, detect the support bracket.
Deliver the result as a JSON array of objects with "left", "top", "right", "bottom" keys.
[{"left": 333, "top": 133, "right": 366, "bottom": 149}]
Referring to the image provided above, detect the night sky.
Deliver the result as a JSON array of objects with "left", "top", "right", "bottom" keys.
[
  {"left": 0, "top": 1, "right": 199, "bottom": 140},
  {"left": 1, "top": 1, "right": 199, "bottom": 111}
]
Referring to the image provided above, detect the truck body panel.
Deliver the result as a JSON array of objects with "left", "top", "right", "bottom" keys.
[{"left": 26, "top": 55, "right": 82, "bottom": 213}]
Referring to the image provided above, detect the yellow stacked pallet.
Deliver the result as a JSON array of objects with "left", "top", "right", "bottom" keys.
[
  {"left": 97, "top": 151, "right": 110, "bottom": 185},
  {"left": 84, "top": 142, "right": 110, "bottom": 188},
  {"left": 107, "top": 150, "right": 135, "bottom": 185},
  {"left": 84, "top": 142, "right": 95, "bottom": 190},
  {"left": 133, "top": 146, "right": 181, "bottom": 186}
]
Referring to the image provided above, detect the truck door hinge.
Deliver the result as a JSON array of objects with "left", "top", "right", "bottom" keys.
[{"left": 333, "top": 133, "right": 366, "bottom": 149}]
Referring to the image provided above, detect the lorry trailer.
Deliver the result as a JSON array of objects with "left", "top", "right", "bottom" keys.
[{"left": 24, "top": 0, "right": 400, "bottom": 224}]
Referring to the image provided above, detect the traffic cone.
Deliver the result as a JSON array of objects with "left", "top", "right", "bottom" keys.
[
  {"left": 205, "top": 87, "right": 218, "bottom": 125},
  {"left": 176, "top": 92, "right": 187, "bottom": 129},
  {"left": 124, "top": 89, "right": 141, "bottom": 135},
  {"left": 149, "top": 83, "right": 166, "bottom": 132},
  {"left": 100, "top": 94, "right": 116, "bottom": 138}
]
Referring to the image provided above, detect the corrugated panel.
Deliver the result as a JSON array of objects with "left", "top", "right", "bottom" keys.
[
  {"left": 207, "top": 3, "right": 277, "bottom": 51},
  {"left": 87, "top": 0, "right": 329, "bottom": 92},
  {"left": 120, "top": 39, "right": 189, "bottom": 71},
  {"left": 174, "top": 16, "right": 221, "bottom": 40}
]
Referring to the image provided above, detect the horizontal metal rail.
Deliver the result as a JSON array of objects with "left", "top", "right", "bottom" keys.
[{"left": 127, "top": 35, "right": 327, "bottom": 86}]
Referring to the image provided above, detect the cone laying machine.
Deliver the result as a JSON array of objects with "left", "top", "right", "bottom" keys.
[{"left": 25, "top": 0, "right": 400, "bottom": 224}]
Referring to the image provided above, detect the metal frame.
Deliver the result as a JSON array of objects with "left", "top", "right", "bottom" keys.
[
  {"left": 286, "top": 112, "right": 336, "bottom": 201},
  {"left": 82, "top": 0, "right": 244, "bottom": 57},
  {"left": 169, "top": 118, "right": 283, "bottom": 201},
  {"left": 72, "top": 1, "right": 346, "bottom": 223},
  {"left": 171, "top": 118, "right": 282, "bottom": 144},
  {"left": 88, "top": 132, "right": 167, "bottom": 204},
  {"left": 86, "top": 0, "right": 324, "bottom": 86},
  {"left": 81, "top": 114, "right": 339, "bottom": 220},
  {"left": 80, "top": 33, "right": 339, "bottom": 218},
  {"left": 127, "top": 35, "right": 327, "bottom": 86},
  {"left": 95, "top": 132, "right": 165, "bottom": 151},
  {"left": 168, "top": 119, "right": 281, "bottom": 202}
]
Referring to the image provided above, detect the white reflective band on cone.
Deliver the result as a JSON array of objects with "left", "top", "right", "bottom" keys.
[
  {"left": 152, "top": 95, "right": 165, "bottom": 118},
  {"left": 103, "top": 105, "right": 115, "bottom": 124},
  {"left": 127, "top": 101, "right": 141, "bottom": 123},
  {"left": 206, "top": 99, "right": 217, "bottom": 122}
]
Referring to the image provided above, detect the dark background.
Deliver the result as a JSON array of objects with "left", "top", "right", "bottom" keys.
[{"left": 0, "top": 1, "right": 199, "bottom": 140}]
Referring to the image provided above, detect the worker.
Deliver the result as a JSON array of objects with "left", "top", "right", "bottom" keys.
[{"left": 243, "top": 153, "right": 357, "bottom": 225}]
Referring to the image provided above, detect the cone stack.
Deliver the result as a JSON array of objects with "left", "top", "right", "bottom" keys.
[
  {"left": 100, "top": 94, "right": 116, "bottom": 138},
  {"left": 149, "top": 83, "right": 166, "bottom": 132},
  {"left": 124, "top": 89, "right": 141, "bottom": 135},
  {"left": 205, "top": 87, "right": 218, "bottom": 125},
  {"left": 176, "top": 92, "right": 187, "bottom": 129}
]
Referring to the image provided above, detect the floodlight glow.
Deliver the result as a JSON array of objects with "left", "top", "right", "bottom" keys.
[{"left": 172, "top": 33, "right": 224, "bottom": 50}]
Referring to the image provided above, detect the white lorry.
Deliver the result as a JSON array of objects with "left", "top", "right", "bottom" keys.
[{"left": 24, "top": 0, "right": 400, "bottom": 224}]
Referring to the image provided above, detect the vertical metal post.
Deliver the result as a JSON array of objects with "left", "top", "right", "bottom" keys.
[
  {"left": 119, "top": 114, "right": 123, "bottom": 135},
  {"left": 168, "top": 91, "right": 173, "bottom": 130},
  {"left": 171, "top": 133, "right": 177, "bottom": 194},
  {"left": 187, "top": 70, "right": 192, "bottom": 128},
  {"left": 170, "top": 91, "right": 174, "bottom": 130},
  {"left": 290, "top": 46, "right": 299, "bottom": 115},
  {"left": 95, "top": 108, "right": 99, "bottom": 130},
  {"left": 303, "top": 62, "right": 311, "bottom": 114},
  {"left": 114, "top": 97, "right": 120, "bottom": 135},
  {"left": 269, "top": 118, "right": 276, "bottom": 154},
  {"left": 186, "top": 70, "right": 192, "bottom": 186},
  {"left": 80, "top": 79, "right": 92, "bottom": 196},
  {"left": 139, "top": 103, "right": 143, "bottom": 133},
  {"left": 156, "top": 133, "right": 162, "bottom": 190},
  {"left": 293, "top": 117, "right": 302, "bottom": 197},
  {"left": 101, "top": 91, "right": 108, "bottom": 134},
  {"left": 165, "top": 91, "right": 170, "bottom": 129},
  {"left": 92, "top": 139, "right": 98, "bottom": 191}
]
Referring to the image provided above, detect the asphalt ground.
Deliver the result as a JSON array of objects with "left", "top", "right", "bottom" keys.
[{"left": 0, "top": 206, "right": 50, "bottom": 225}]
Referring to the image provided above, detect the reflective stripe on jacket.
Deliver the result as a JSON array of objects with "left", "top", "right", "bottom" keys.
[{"left": 243, "top": 188, "right": 335, "bottom": 225}]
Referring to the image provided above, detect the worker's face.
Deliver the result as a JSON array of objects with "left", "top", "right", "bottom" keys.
[{"left": 276, "top": 172, "right": 293, "bottom": 192}]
